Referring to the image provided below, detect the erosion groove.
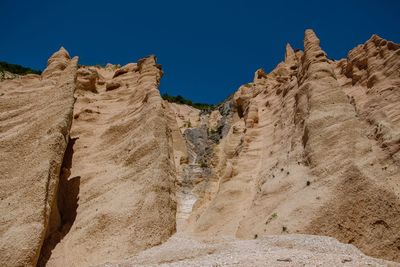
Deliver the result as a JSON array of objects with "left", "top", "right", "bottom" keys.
[
  {"left": 0, "top": 29, "right": 399, "bottom": 266},
  {"left": 38, "top": 137, "right": 80, "bottom": 266}
]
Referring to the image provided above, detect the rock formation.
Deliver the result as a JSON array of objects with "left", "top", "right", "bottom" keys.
[
  {"left": 182, "top": 30, "right": 400, "bottom": 263},
  {"left": 41, "top": 47, "right": 71, "bottom": 79},
  {"left": 38, "top": 55, "right": 177, "bottom": 267},
  {"left": 0, "top": 48, "right": 77, "bottom": 266},
  {"left": 76, "top": 67, "right": 98, "bottom": 93},
  {"left": 0, "top": 30, "right": 399, "bottom": 266},
  {"left": 335, "top": 35, "right": 400, "bottom": 162}
]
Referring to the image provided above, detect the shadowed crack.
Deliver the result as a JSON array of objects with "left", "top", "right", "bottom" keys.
[{"left": 38, "top": 137, "right": 80, "bottom": 266}]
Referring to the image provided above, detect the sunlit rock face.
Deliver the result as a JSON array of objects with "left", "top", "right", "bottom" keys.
[
  {"left": 178, "top": 29, "right": 400, "bottom": 263},
  {"left": 0, "top": 30, "right": 399, "bottom": 266}
]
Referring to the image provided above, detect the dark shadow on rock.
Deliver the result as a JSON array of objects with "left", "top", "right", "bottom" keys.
[{"left": 37, "top": 137, "right": 80, "bottom": 266}]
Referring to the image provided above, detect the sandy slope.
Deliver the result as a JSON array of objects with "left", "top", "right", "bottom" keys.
[{"left": 102, "top": 235, "right": 396, "bottom": 266}]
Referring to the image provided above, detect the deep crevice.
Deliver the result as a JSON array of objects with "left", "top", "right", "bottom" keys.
[{"left": 37, "top": 137, "right": 80, "bottom": 267}]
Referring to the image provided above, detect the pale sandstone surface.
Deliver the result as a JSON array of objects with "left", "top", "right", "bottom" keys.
[
  {"left": 40, "top": 56, "right": 177, "bottom": 267},
  {"left": 76, "top": 67, "right": 98, "bottom": 93},
  {"left": 1, "top": 29, "right": 400, "bottom": 267},
  {"left": 41, "top": 47, "right": 71, "bottom": 79},
  {"left": 180, "top": 30, "right": 400, "bottom": 263},
  {"left": 168, "top": 102, "right": 201, "bottom": 132},
  {"left": 0, "top": 48, "right": 77, "bottom": 266},
  {"left": 335, "top": 34, "right": 400, "bottom": 162}
]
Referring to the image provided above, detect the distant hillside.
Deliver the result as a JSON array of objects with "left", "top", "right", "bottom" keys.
[
  {"left": 0, "top": 61, "right": 41, "bottom": 75},
  {"left": 161, "top": 93, "right": 215, "bottom": 110}
]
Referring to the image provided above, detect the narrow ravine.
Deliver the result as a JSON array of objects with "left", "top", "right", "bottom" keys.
[
  {"left": 172, "top": 102, "right": 235, "bottom": 232},
  {"left": 175, "top": 112, "right": 213, "bottom": 231}
]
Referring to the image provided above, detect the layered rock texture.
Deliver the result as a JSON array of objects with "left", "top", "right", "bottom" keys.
[
  {"left": 39, "top": 56, "right": 177, "bottom": 266},
  {"left": 179, "top": 30, "right": 400, "bottom": 263},
  {"left": 0, "top": 29, "right": 399, "bottom": 266},
  {"left": 0, "top": 50, "right": 77, "bottom": 266}
]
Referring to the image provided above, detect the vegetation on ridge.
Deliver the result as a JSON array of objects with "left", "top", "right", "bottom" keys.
[
  {"left": 0, "top": 61, "right": 42, "bottom": 75},
  {"left": 161, "top": 93, "right": 215, "bottom": 110}
]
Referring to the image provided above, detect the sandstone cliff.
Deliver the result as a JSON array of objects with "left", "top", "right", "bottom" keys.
[
  {"left": 0, "top": 29, "right": 399, "bottom": 266},
  {"left": 0, "top": 49, "right": 77, "bottom": 266},
  {"left": 179, "top": 30, "right": 400, "bottom": 263},
  {"left": 39, "top": 55, "right": 177, "bottom": 266}
]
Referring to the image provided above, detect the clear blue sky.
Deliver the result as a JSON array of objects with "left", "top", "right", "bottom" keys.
[{"left": 1, "top": 0, "right": 399, "bottom": 104}]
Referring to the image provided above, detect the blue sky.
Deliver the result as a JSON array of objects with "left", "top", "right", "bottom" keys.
[{"left": 1, "top": 0, "right": 399, "bottom": 104}]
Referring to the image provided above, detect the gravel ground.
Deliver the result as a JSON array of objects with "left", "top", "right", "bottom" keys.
[{"left": 101, "top": 234, "right": 399, "bottom": 266}]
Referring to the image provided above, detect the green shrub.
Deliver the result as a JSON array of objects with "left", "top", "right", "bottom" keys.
[
  {"left": 0, "top": 61, "right": 41, "bottom": 75},
  {"left": 161, "top": 93, "right": 215, "bottom": 111},
  {"left": 199, "top": 160, "right": 208, "bottom": 168}
]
